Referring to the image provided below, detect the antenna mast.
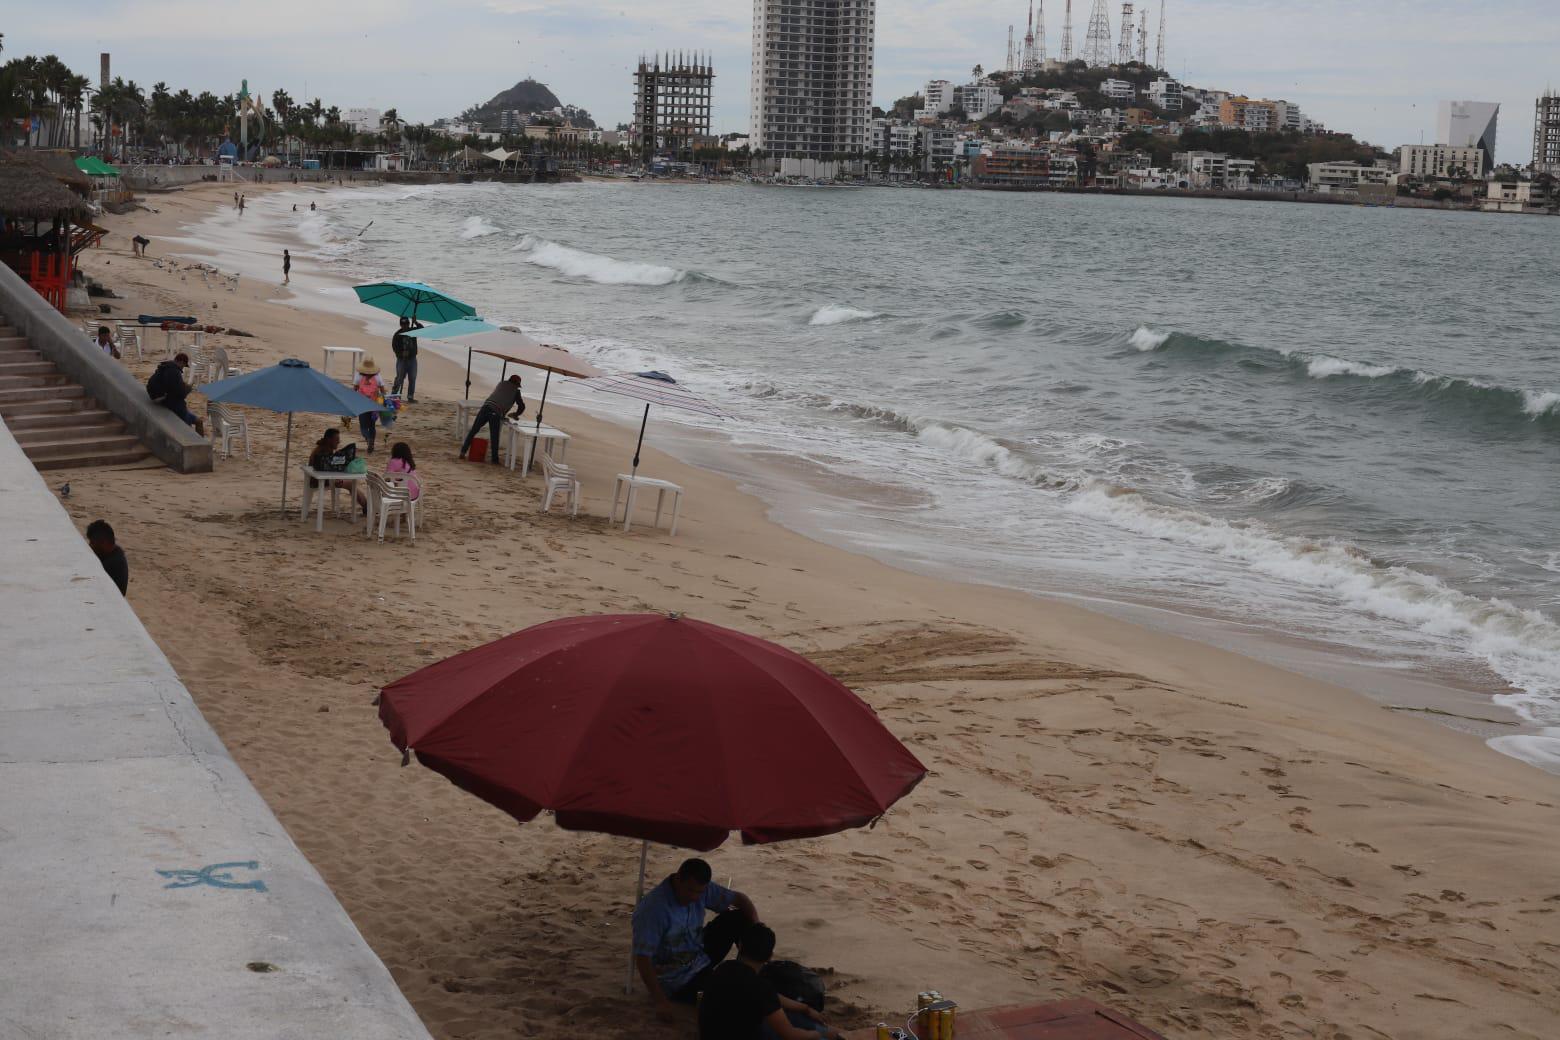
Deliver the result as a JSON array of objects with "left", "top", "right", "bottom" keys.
[
  {"left": 1118, "top": 3, "right": 1135, "bottom": 65},
  {"left": 1155, "top": 0, "right": 1167, "bottom": 69},
  {"left": 1083, "top": 0, "right": 1113, "bottom": 67}
]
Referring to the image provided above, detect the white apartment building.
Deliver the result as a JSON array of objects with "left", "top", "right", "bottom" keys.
[
  {"left": 1174, "top": 151, "right": 1255, "bottom": 190},
  {"left": 1100, "top": 79, "right": 1137, "bottom": 102},
  {"left": 1398, "top": 144, "right": 1486, "bottom": 180},
  {"left": 919, "top": 126, "right": 957, "bottom": 171},
  {"left": 344, "top": 107, "right": 382, "bottom": 134},
  {"left": 1438, "top": 101, "right": 1498, "bottom": 172},
  {"left": 751, "top": 0, "right": 876, "bottom": 158},
  {"left": 924, "top": 79, "right": 953, "bottom": 114},
  {"left": 868, "top": 118, "right": 917, "bottom": 157},
  {"left": 952, "top": 82, "right": 1002, "bottom": 120},
  {"left": 1147, "top": 78, "right": 1182, "bottom": 112},
  {"left": 1271, "top": 100, "right": 1305, "bottom": 132},
  {"left": 1307, "top": 160, "right": 1394, "bottom": 191}
]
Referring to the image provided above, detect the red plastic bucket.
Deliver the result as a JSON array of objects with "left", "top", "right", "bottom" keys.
[{"left": 467, "top": 437, "right": 489, "bottom": 462}]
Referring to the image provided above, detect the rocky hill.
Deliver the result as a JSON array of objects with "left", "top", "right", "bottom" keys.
[{"left": 459, "top": 78, "right": 595, "bottom": 129}]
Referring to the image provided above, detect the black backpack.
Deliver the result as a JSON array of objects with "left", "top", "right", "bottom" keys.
[{"left": 760, "top": 960, "right": 826, "bottom": 1012}]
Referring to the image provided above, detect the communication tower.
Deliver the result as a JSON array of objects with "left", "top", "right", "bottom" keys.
[
  {"left": 1060, "top": 0, "right": 1074, "bottom": 63},
  {"left": 1083, "top": 0, "right": 1113, "bottom": 67},
  {"left": 1118, "top": 3, "right": 1135, "bottom": 65},
  {"left": 1022, "top": 4, "right": 1037, "bottom": 73},
  {"left": 1006, "top": 24, "right": 1016, "bottom": 74},
  {"left": 1035, "top": 1, "right": 1047, "bottom": 64},
  {"left": 1137, "top": 8, "right": 1148, "bottom": 61},
  {"left": 1155, "top": 0, "right": 1167, "bottom": 69}
]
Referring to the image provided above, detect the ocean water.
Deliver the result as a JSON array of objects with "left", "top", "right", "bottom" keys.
[{"left": 278, "top": 181, "right": 1560, "bottom": 765}]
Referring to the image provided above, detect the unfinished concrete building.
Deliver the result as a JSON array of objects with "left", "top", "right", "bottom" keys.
[{"left": 633, "top": 54, "right": 714, "bottom": 161}]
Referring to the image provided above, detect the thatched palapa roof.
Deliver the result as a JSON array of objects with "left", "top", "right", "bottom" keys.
[{"left": 0, "top": 157, "right": 93, "bottom": 221}]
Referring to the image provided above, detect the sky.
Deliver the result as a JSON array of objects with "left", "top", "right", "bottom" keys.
[{"left": 6, "top": 1, "right": 1559, "bottom": 163}]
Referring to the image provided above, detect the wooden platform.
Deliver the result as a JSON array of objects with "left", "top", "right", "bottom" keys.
[{"left": 845, "top": 999, "right": 1169, "bottom": 1040}]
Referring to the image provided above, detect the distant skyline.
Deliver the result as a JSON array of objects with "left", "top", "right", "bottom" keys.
[{"left": 7, "top": 1, "right": 1559, "bottom": 163}]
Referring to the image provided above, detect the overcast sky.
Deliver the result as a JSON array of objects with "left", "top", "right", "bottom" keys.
[{"left": 8, "top": 1, "right": 1558, "bottom": 163}]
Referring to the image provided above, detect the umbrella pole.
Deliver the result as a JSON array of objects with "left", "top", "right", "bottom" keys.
[
  {"left": 464, "top": 347, "right": 473, "bottom": 400},
  {"left": 534, "top": 369, "right": 551, "bottom": 433},
  {"left": 631, "top": 404, "right": 649, "bottom": 480},
  {"left": 625, "top": 839, "right": 649, "bottom": 995},
  {"left": 280, "top": 412, "right": 294, "bottom": 516}
]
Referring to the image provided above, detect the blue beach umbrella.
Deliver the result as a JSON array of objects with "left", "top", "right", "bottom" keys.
[
  {"left": 204, "top": 358, "right": 382, "bottom": 514},
  {"left": 352, "top": 280, "right": 478, "bottom": 324}
]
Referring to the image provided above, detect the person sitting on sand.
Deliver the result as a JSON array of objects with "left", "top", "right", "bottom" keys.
[
  {"left": 85, "top": 519, "right": 128, "bottom": 596},
  {"left": 92, "top": 325, "right": 121, "bottom": 359},
  {"left": 460, "top": 374, "right": 526, "bottom": 464},
  {"left": 699, "top": 924, "right": 842, "bottom": 1040},
  {"left": 633, "top": 858, "right": 758, "bottom": 1021},
  {"left": 146, "top": 353, "right": 206, "bottom": 436}
]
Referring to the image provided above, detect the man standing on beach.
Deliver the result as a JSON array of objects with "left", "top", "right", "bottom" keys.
[
  {"left": 282, "top": 249, "right": 291, "bottom": 285},
  {"left": 391, "top": 316, "right": 421, "bottom": 402},
  {"left": 632, "top": 858, "right": 758, "bottom": 1022},
  {"left": 85, "top": 520, "right": 128, "bottom": 596},
  {"left": 459, "top": 374, "right": 525, "bottom": 463}
]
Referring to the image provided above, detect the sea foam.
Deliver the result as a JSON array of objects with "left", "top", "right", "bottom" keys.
[
  {"left": 1129, "top": 327, "right": 1171, "bottom": 351},
  {"left": 1305, "top": 355, "right": 1399, "bottom": 380},
  {"left": 516, "top": 235, "right": 686, "bottom": 286},
  {"left": 461, "top": 216, "right": 501, "bottom": 239},
  {"left": 809, "top": 305, "right": 880, "bottom": 326}
]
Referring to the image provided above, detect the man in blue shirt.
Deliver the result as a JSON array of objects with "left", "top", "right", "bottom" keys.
[{"left": 633, "top": 857, "right": 759, "bottom": 1021}]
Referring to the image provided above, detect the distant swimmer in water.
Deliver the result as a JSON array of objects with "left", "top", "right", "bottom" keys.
[{"left": 310, "top": 201, "right": 316, "bottom": 211}]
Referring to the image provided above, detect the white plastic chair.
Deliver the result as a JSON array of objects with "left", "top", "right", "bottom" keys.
[
  {"left": 187, "top": 347, "right": 215, "bottom": 386},
  {"left": 208, "top": 402, "right": 251, "bottom": 460},
  {"left": 366, "top": 472, "right": 417, "bottom": 541},
  {"left": 115, "top": 323, "right": 144, "bottom": 361},
  {"left": 540, "top": 452, "right": 581, "bottom": 517},
  {"left": 211, "top": 346, "right": 242, "bottom": 380}
]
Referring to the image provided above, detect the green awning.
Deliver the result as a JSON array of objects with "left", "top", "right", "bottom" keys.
[{"left": 73, "top": 156, "right": 120, "bottom": 177}]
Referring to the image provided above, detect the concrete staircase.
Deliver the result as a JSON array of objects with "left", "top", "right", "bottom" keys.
[{"left": 0, "top": 322, "right": 151, "bottom": 470}]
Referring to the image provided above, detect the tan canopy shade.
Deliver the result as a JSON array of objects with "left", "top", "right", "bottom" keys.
[
  {"left": 483, "top": 147, "right": 516, "bottom": 163},
  {"left": 0, "top": 157, "right": 93, "bottom": 221}
]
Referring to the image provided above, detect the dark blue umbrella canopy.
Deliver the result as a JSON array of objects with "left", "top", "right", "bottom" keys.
[
  {"left": 204, "top": 358, "right": 379, "bottom": 416},
  {"left": 202, "top": 359, "right": 380, "bottom": 515},
  {"left": 353, "top": 280, "right": 477, "bottom": 323}
]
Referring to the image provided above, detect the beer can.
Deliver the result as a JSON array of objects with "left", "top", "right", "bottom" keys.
[
  {"left": 876, "top": 1024, "right": 893, "bottom": 1040},
  {"left": 944, "top": 1005, "right": 957, "bottom": 1040}
]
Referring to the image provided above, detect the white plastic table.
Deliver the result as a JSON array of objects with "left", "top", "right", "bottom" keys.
[
  {"left": 320, "top": 346, "right": 364, "bottom": 381},
  {"left": 299, "top": 467, "right": 366, "bottom": 532},
  {"left": 611, "top": 474, "right": 684, "bottom": 535},
  {"left": 503, "top": 421, "right": 571, "bottom": 476},
  {"left": 454, "top": 398, "right": 486, "bottom": 440},
  {"left": 163, "top": 327, "right": 204, "bottom": 359}
]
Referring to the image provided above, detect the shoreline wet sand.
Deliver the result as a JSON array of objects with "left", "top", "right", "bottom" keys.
[{"left": 59, "top": 180, "right": 1560, "bottom": 1039}]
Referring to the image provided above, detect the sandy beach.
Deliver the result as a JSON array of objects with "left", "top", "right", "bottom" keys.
[{"left": 55, "top": 180, "right": 1560, "bottom": 1039}]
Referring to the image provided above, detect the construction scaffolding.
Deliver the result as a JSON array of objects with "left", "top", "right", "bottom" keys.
[{"left": 633, "top": 53, "right": 714, "bottom": 161}]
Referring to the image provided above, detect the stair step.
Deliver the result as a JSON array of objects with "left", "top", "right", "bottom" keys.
[
  {"left": 3, "top": 408, "right": 114, "bottom": 432},
  {"left": 31, "top": 447, "right": 152, "bottom": 472},
  {"left": 0, "top": 385, "right": 87, "bottom": 406},
  {"left": 0, "top": 361, "right": 58, "bottom": 377},
  {"left": 12, "top": 422, "right": 130, "bottom": 446},
  {"left": 0, "top": 373, "right": 71, "bottom": 390},
  {"left": 20, "top": 434, "right": 144, "bottom": 461},
  {"left": 0, "top": 396, "right": 92, "bottom": 418},
  {"left": 0, "top": 348, "right": 44, "bottom": 362}
]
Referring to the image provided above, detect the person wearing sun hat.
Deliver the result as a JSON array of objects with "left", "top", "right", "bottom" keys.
[{"left": 354, "top": 355, "right": 386, "bottom": 453}]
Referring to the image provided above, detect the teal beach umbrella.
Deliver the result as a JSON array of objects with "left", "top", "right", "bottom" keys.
[
  {"left": 406, "top": 316, "right": 501, "bottom": 397},
  {"left": 352, "top": 281, "right": 478, "bottom": 324}
]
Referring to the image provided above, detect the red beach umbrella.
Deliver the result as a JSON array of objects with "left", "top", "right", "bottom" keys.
[{"left": 377, "top": 613, "right": 927, "bottom": 851}]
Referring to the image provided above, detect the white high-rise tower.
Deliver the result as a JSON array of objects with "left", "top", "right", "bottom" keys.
[
  {"left": 1437, "top": 100, "right": 1499, "bottom": 172},
  {"left": 751, "top": 0, "right": 876, "bottom": 160}
]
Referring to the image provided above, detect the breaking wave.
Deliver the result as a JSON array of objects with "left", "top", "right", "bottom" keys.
[
  {"left": 461, "top": 216, "right": 501, "bottom": 239},
  {"left": 1128, "top": 328, "right": 1560, "bottom": 423},
  {"left": 809, "top": 305, "right": 880, "bottom": 326},
  {"left": 515, "top": 235, "right": 688, "bottom": 286}
]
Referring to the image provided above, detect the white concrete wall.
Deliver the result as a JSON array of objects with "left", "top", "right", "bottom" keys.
[{"left": 0, "top": 418, "right": 432, "bottom": 1040}]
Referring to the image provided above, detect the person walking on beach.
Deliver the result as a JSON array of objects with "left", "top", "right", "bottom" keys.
[
  {"left": 391, "top": 316, "right": 421, "bottom": 402},
  {"left": 632, "top": 858, "right": 758, "bottom": 1021},
  {"left": 460, "top": 374, "right": 526, "bottom": 464},
  {"left": 85, "top": 520, "right": 129, "bottom": 596},
  {"left": 233, "top": 191, "right": 239, "bottom": 209},
  {"left": 238, "top": 194, "right": 246, "bottom": 214},
  {"left": 354, "top": 356, "right": 385, "bottom": 453},
  {"left": 146, "top": 353, "right": 206, "bottom": 436},
  {"left": 697, "top": 924, "right": 841, "bottom": 1040},
  {"left": 282, "top": 249, "right": 291, "bottom": 284},
  {"left": 131, "top": 234, "right": 150, "bottom": 257}
]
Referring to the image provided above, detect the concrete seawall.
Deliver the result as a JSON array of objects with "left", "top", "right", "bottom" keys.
[
  {"left": 0, "top": 417, "right": 431, "bottom": 1038},
  {"left": 0, "top": 263, "right": 213, "bottom": 473}
]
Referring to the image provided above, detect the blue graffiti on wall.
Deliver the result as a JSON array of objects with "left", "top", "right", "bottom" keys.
[{"left": 157, "top": 861, "right": 268, "bottom": 892}]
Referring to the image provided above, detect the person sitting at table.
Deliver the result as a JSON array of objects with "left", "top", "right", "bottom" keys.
[
  {"left": 459, "top": 374, "right": 525, "bottom": 465},
  {"left": 91, "top": 325, "right": 121, "bottom": 359},
  {"left": 633, "top": 857, "right": 758, "bottom": 1021},
  {"left": 307, "top": 428, "right": 358, "bottom": 509},
  {"left": 357, "top": 441, "right": 421, "bottom": 513},
  {"left": 698, "top": 923, "right": 842, "bottom": 1040}
]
